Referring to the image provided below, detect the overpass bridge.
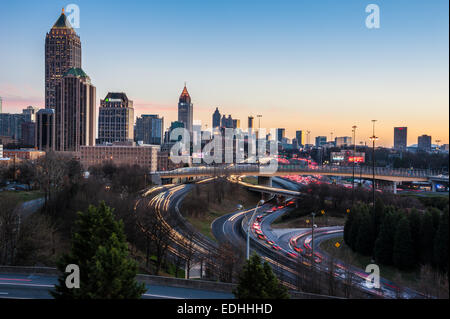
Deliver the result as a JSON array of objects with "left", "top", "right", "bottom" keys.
[{"left": 152, "top": 164, "right": 448, "bottom": 194}]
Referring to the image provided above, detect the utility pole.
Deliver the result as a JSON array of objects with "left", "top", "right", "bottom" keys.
[
  {"left": 369, "top": 120, "right": 378, "bottom": 212},
  {"left": 311, "top": 212, "right": 316, "bottom": 266},
  {"left": 351, "top": 125, "right": 357, "bottom": 206}
]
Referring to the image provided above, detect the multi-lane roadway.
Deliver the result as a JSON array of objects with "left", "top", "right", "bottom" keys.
[{"left": 0, "top": 273, "right": 233, "bottom": 299}]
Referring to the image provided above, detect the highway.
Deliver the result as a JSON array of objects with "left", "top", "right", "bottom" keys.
[
  {"left": 0, "top": 273, "right": 233, "bottom": 299},
  {"left": 212, "top": 176, "right": 430, "bottom": 298}
]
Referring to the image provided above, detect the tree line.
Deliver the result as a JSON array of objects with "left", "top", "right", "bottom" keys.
[{"left": 344, "top": 199, "right": 448, "bottom": 274}]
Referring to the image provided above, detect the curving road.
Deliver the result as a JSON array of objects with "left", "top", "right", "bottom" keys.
[{"left": 0, "top": 273, "right": 233, "bottom": 299}]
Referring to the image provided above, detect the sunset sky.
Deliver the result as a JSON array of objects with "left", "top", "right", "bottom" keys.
[{"left": 0, "top": 0, "right": 448, "bottom": 147}]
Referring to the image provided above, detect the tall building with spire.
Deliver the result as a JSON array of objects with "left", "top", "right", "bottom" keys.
[
  {"left": 178, "top": 85, "right": 193, "bottom": 133},
  {"left": 45, "top": 8, "right": 82, "bottom": 109}
]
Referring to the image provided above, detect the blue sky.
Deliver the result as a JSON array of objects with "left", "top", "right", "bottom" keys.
[{"left": 0, "top": 0, "right": 448, "bottom": 146}]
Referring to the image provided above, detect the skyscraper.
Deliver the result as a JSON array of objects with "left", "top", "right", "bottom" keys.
[
  {"left": 36, "top": 108, "right": 56, "bottom": 151},
  {"left": 212, "top": 107, "right": 221, "bottom": 129},
  {"left": 178, "top": 85, "right": 193, "bottom": 133},
  {"left": 45, "top": 9, "right": 82, "bottom": 109},
  {"left": 418, "top": 134, "right": 432, "bottom": 152},
  {"left": 22, "top": 106, "right": 39, "bottom": 122},
  {"left": 276, "top": 128, "right": 285, "bottom": 142},
  {"left": 295, "top": 130, "right": 303, "bottom": 147},
  {"left": 135, "top": 114, "right": 164, "bottom": 145},
  {"left": 394, "top": 127, "right": 407, "bottom": 150},
  {"left": 21, "top": 122, "right": 36, "bottom": 146},
  {"left": 98, "top": 92, "right": 134, "bottom": 144},
  {"left": 0, "top": 113, "right": 28, "bottom": 141},
  {"left": 248, "top": 116, "right": 254, "bottom": 131},
  {"left": 55, "top": 67, "right": 96, "bottom": 152},
  {"left": 315, "top": 136, "right": 327, "bottom": 147},
  {"left": 335, "top": 136, "right": 352, "bottom": 147}
]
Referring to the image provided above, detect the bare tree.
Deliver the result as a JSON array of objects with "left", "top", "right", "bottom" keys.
[
  {"left": 0, "top": 197, "right": 20, "bottom": 264},
  {"left": 136, "top": 196, "right": 177, "bottom": 275}
]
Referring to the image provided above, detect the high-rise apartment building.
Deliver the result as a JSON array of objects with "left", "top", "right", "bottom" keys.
[
  {"left": 36, "top": 108, "right": 56, "bottom": 151},
  {"left": 55, "top": 67, "right": 96, "bottom": 152},
  {"left": 98, "top": 92, "right": 134, "bottom": 144},
  {"left": 45, "top": 9, "right": 82, "bottom": 109},
  {"left": 178, "top": 85, "right": 193, "bottom": 133},
  {"left": 135, "top": 114, "right": 164, "bottom": 145},
  {"left": 394, "top": 127, "right": 407, "bottom": 150},
  {"left": 418, "top": 134, "right": 432, "bottom": 152}
]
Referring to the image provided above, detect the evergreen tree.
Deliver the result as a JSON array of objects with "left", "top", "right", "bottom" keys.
[
  {"left": 373, "top": 197, "right": 385, "bottom": 239},
  {"left": 408, "top": 208, "right": 422, "bottom": 262},
  {"left": 419, "top": 211, "right": 435, "bottom": 265},
  {"left": 344, "top": 208, "right": 354, "bottom": 246},
  {"left": 52, "top": 201, "right": 146, "bottom": 299},
  {"left": 433, "top": 208, "right": 449, "bottom": 274},
  {"left": 356, "top": 212, "right": 375, "bottom": 256},
  {"left": 393, "top": 217, "right": 416, "bottom": 270},
  {"left": 349, "top": 206, "right": 362, "bottom": 251},
  {"left": 233, "top": 253, "right": 289, "bottom": 299},
  {"left": 429, "top": 207, "right": 441, "bottom": 232},
  {"left": 374, "top": 211, "right": 396, "bottom": 265}
]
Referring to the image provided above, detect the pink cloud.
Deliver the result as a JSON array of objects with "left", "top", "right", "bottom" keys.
[{"left": 0, "top": 83, "right": 44, "bottom": 113}]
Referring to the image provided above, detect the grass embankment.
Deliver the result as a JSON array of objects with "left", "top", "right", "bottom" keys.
[
  {"left": 319, "top": 236, "right": 419, "bottom": 287},
  {"left": 241, "top": 176, "right": 258, "bottom": 185},
  {"left": 272, "top": 214, "right": 346, "bottom": 229},
  {"left": 182, "top": 181, "right": 260, "bottom": 241},
  {"left": 0, "top": 190, "right": 44, "bottom": 204}
]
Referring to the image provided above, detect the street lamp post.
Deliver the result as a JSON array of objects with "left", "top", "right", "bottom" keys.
[
  {"left": 352, "top": 125, "right": 357, "bottom": 206},
  {"left": 245, "top": 200, "right": 265, "bottom": 260},
  {"left": 369, "top": 120, "right": 378, "bottom": 212},
  {"left": 311, "top": 212, "right": 316, "bottom": 266}
]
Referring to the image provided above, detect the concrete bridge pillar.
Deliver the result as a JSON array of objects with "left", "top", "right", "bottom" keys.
[
  {"left": 258, "top": 176, "right": 273, "bottom": 187},
  {"left": 258, "top": 176, "right": 273, "bottom": 201},
  {"left": 392, "top": 181, "right": 397, "bottom": 194},
  {"left": 431, "top": 180, "right": 437, "bottom": 192}
]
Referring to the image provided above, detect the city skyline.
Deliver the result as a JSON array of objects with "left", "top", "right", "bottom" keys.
[{"left": 0, "top": 0, "right": 448, "bottom": 147}]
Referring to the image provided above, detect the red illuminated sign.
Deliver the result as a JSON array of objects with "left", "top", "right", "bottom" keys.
[{"left": 348, "top": 156, "right": 365, "bottom": 163}]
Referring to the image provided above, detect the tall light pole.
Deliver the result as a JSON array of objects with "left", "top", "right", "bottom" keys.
[
  {"left": 351, "top": 125, "right": 357, "bottom": 206},
  {"left": 246, "top": 200, "right": 265, "bottom": 260},
  {"left": 369, "top": 120, "right": 378, "bottom": 212},
  {"left": 311, "top": 212, "right": 316, "bottom": 266}
]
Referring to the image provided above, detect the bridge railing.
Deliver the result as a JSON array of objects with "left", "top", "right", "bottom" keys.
[{"left": 156, "top": 164, "right": 440, "bottom": 179}]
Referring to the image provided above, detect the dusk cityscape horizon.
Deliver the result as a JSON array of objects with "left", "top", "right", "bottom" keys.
[
  {"left": 0, "top": 0, "right": 448, "bottom": 147},
  {"left": 0, "top": 0, "right": 448, "bottom": 307}
]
